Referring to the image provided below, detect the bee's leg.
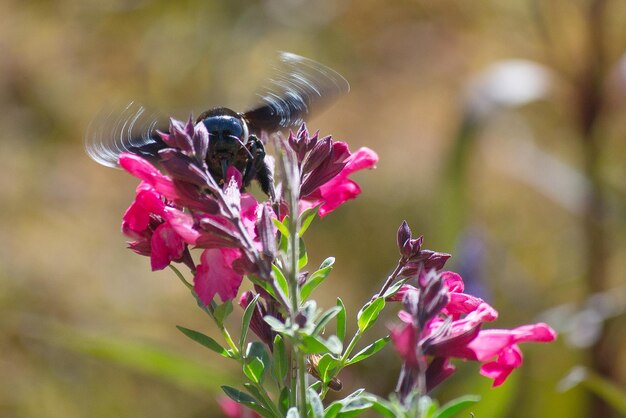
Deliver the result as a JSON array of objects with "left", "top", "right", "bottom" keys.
[{"left": 244, "top": 136, "right": 276, "bottom": 203}]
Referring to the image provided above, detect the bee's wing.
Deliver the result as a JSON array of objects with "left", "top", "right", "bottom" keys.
[
  {"left": 243, "top": 52, "right": 350, "bottom": 135},
  {"left": 84, "top": 101, "right": 167, "bottom": 168}
]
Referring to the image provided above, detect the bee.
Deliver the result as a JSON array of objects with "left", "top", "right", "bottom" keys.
[
  {"left": 307, "top": 354, "right": 343, "bottom": 391},
  {"left": 85, "top": 52, "right": 349, "bottom": 201}
]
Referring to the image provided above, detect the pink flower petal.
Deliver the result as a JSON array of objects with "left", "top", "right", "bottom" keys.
[
  {"left": 468, "top": 322, "right": 557, "bottom": 361},
  {"left": 194, "top": 248, "right": 243, "bottom": 304},
  {"left": 119, "top": 153, "right": 179, "bottom": 200},
  {"left": 480, "top": 345, "right": 523, "bottom": 387},
  {"left": 306, "top": 147, "right": 378, "bottom": 217},
  {"left": 150, "top": 223, "right": 185, "bottom": 271},
  {"left": 442, "top": 271, "right": 464, "bottom": 292},
  {"left": 164, "top": 207, "right": 200, "bottom": 245}
]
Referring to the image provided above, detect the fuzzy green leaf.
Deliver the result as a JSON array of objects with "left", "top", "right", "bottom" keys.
[
  {"left": 357, "top": 298, "right": 385, "bottom": 333},
  {"left": 313, "top": 306, "right": 342, "bottom": 336},
  {"left": 336, "top": 298, "right": 346, "bottom": 342},
  {"left": 301, "top": 257, "right": 335, "bottom": 300},
  {"left": 347, "top": 336, "right": 390, "bottom": 365},
  {"left": 240, "top": 294, "right": 260, "bottom": 350},
  {"left": 272, "top": 334, "right": 289, "bottom": 384},
  {"left": 299, "top": 206, "right": 319, "bottom": 237},
  {"left": 434, "top": 395, "right": 480, "bottom": 418},
  {"left": 176, "top": 326, "right": 230, "bottom": 358}
]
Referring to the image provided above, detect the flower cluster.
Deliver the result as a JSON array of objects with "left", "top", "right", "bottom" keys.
[
  {"left": 120, "top": 118, "right": 377, "bottom": 307},
  {"left": 388, "top": 222, "right": 557, "bottom": 401}
]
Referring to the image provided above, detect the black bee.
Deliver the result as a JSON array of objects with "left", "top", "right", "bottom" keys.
[{"left": 85, "top": 52, "right": 349, "bottom": 201}]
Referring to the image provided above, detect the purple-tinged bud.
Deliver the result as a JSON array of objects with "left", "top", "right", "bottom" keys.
[
  {"left": 397, "top": 221, "right": 412, "bottom": 256},
  {"left": 158, "top": 149, "right": 210, "bottom": 187},
  {"left": 420, "top": 251, "right": 451, "bottom": 271},
  {"left": 297, "top": 271, "right": 309, "bottom": 287},
  {"left": 192, "top": 122, "right": 209, "bottom": 160},
  {"left": 170, "top": 118, "right": 195, "bottom": 154},
  {"left": 170, "top": 181, "right": 220, "bottom": 213}
]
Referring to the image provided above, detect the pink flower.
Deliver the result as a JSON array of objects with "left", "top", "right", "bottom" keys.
[
  {"left": 121, "top": 182, "right": 186, "bottom": 271},
  {"left": 119, "top": 153, "right": 179, "bottom": 202},
  {"left": 389, "top": 265, "right": 557, "bottom": 395},
  {"left": 194, "top": 248, "right": 244, "bottom": 304},
  {"left": 302, "top": 147, "right": 378, "bottom": 217}
]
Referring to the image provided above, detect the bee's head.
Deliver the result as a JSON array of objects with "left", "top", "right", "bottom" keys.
[
  {"left": 197, "top": 107, "right": 250, "bottom": 182},
  {"left": 198, "top": 107, "right": 249, "bottom": 149}
]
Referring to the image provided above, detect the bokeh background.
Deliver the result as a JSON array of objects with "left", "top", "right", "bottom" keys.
[{"left": 1, "top": 0, "right": 625, "bottom": 417}]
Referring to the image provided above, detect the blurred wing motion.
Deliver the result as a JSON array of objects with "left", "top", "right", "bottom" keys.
[
  {"left": 243, "top": 51, "right": 350, "bottom": 134},
  {"left": 85, "top": 101, "right": 166, "bottom": 168},
  {"left": 85, "top": 52, "right": 349, "bottom": 168}
]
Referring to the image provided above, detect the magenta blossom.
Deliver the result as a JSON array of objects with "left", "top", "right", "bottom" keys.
[
  {"left": 389, "top": 259, "right": 557, "bottom": 396},
  {"left": 121, "top": 181, "right": 187, "bottom": 271},
  {"left": 301, "top": 146, "right": 378, "bottom": 217},
  {"left": 195, "top": 248, "right": 243, "bottom": 303},
  {"left": 117, "top": 118, "right": 273, "bottom": 305},
  {"left": 310, "top": 147, "right": 377, "bottom": 216},
  {"left": 286, "top": 125, "right": 378, "bottom": 217}
]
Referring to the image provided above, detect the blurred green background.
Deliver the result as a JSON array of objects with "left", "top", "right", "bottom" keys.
[{"left": 1, "top": 0, "right": 625, "bottom": 417}]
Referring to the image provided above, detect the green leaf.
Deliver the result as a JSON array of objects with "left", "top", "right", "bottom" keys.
[
  {"left": 347, "top": 336, "right": 390, "bottom": 365},
  {"left": 278, "top": 216, "right": 290, "bottom": 253},
  {"left": 243, "top": 342, "right": 269, "bottom": 384},
  {"left": 246, "top": 341, "right": 269, "bottom": 366},
  {"left": 301, "top": 335, "right": 329, "bottom": 354},
  {"left": 243, "top": 357, "right": 265, "bottom": 384},
  {"left": 176, "top": 326, "right": 230, "bottom": 358},
  {"left": 313, "top": 306, "right": 342, "bottom": 336},
  {"left": 382, "top": 280, "right": 406, "bottom": 299},
  {"left": 222, "top": 385, "right": 258, "bottom": 403},
  {"left": 308, "top": 388, "right": 325, "bottom": 418},
  {"left": 273, "top": 217, "right": 290, "bottom": 237},
  {"left": 336, "top": 298, "right": 346, "bottom": 342},
  {"left": 434, "top": 395, "right": 480, "bottom": 418},
  {"left": 299, "top": 205, "right": 319, "bottom": 237},
  {"left": 221, "top": 386, "right": 273, "bottom": 418},
  {"left": 328, "top": 391, "right": 377, "bottom": 417},
  {"left": 324, "top": 402, "right": 342, "bottom": 418},
  {"left": 264, "top": 315, "right": 290, "bottom": 335},
  {"left": 357, "top": 298, "right": 385, "bottom": 333},
  {"left": 240, "top": 294, "right": 260, "bottom": 351},
  {"left": 318, "top": 354, "right": 340, "bottom": 383},
  {"left": 301, "top": 257, "right": 335, "bottom": 300},
  {"left": 370, "top": 397, "right": 398, "bottom": 418},
  {"left": 272, "top": 264, "right": 289, "bottom": 298},
  {"left": 299, "top": 238, "right": 308, "bottom": 269},
  {"left": 272, "top": 334, "right": 289, "bottom": 384},
  {"left": 243, "top": 383, "right": 274, "bottom": 414},
  {"left": 213, "top": 300, "right": 233, "bottom": 325}
]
